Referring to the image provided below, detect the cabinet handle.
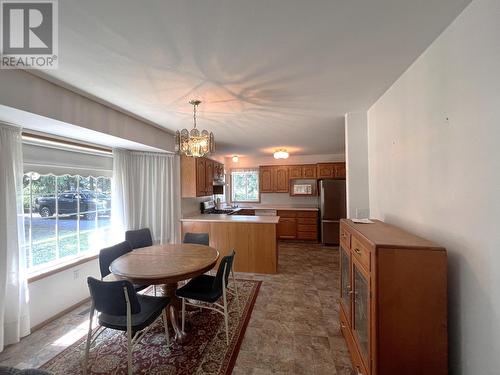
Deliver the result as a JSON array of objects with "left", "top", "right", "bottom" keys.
[{"left": 354, "top": 247, "right": 362, "bottom": 254}]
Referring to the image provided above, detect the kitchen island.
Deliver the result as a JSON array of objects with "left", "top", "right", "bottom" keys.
[{"left": 180, "top": 214, "right": 279, "bottom": 274}]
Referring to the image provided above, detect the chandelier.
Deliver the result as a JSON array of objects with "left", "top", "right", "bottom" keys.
[{"left": 175, "top": 100, "right": 215, "bottom": 157}]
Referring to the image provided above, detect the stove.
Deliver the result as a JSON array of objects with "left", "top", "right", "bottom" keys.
[{"left": 201, "top": 200, "right": 237, "bottom": 215}]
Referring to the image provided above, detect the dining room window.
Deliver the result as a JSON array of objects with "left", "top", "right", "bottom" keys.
[
  {"left": 230, "top": 169, "right": 259, "bottom": 202},
  {"left": 23, "top": 172, "right": 113, "bottom": 271}
]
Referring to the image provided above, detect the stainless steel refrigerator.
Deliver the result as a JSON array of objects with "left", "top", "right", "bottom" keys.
[{"left": 319, "top": 179, "right": 346, "bottom": 244}]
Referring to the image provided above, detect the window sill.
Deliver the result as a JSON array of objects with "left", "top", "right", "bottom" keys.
[{"left": 27, "top": 253, "right": 98, "bottom": 284}]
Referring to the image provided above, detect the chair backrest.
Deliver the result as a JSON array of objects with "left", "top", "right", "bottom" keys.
[
  {"left": 125, "top": 228, "right": 153, "bottom": 249},
  {"left": 183, "top": 232, "right": 209, "bottom": 246},
  {"left": 213, "top": 250, "right": 235, "bottom": 292},
  {"left": 98, "top": 241, "right": 132, "bottom": 278},
  {"left": 87, "top": 277, "right": 141, "bottom": 316}
]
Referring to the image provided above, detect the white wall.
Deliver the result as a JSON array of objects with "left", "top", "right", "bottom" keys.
[
  {"left": 345, "top": 112, "right": 369, "bottom": 218},
  {"left": 28, "top": 259, "right": 100, "bottom": 328},
  {"left": 367, "top": 1, "right": 500, "bottom": 374},
  {"left": 0, "top": 70, "right": 174, "bottom": 152}
]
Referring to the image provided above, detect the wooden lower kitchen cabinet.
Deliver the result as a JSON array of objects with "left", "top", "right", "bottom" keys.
[
  {"left": 339, "top": 219, "right": 447, "bottom": 375},
  {"left": 277, "top": 210, "right": 318, "bottom": 241},
  {"left": 181, "top": 221, "right": 277, "bottom": 274}
]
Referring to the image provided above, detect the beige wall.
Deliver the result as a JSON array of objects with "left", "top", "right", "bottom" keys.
[{"left": 367, "top": 1, "right": 500, "bottom": 373}]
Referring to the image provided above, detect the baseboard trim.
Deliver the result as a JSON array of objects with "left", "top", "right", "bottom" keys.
[{"left": 31, "top": 297, "right": 91, "bottom": 332}]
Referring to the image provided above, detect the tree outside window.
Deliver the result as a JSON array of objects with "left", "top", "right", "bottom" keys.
[
  {"left": 231, "top": 169, "right": 259, "bottom": 202},
  {"left": 23, "top": 173, "right": 112, "bottom": 271}
]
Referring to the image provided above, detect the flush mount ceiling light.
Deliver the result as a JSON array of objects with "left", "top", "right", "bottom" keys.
[
  {"left": 232, "top": 155, "right": 239, "bottom": 163},
  {"left": 175, "top": 100, "right": 215, "bottom": 158},
  {"left": 273, "top": 149, "right": 289, "bottom": 159}
]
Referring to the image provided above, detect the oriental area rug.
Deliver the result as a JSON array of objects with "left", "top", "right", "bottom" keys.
[{"left": 40, "top": 279, "right": 261, "bottom": 375}]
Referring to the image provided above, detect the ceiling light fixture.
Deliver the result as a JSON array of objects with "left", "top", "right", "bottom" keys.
[
  {"left": 175, "top": 100, "right": 215, "bottom": 158},
  {"left": 232, "top": 155, "right": 239, "bottom": 163},
  {"left": 273, "top": 149, "right": 289, "bottom": 159}
]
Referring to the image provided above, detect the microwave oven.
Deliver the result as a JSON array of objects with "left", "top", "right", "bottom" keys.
[{"left": 291, "top": 180, "right": 317, "bottom": 195}]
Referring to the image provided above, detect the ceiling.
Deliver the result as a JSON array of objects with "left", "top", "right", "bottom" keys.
[{"left": 38, "top": 0, "right": 470, "bottom": 156}]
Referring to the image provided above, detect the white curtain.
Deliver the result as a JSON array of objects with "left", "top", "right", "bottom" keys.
[
  {"left": 112, "top": 149, "right": 181, "bottom": 244},
  {"left": 0, "top": 124, "right": 30, "bottom": 352}
]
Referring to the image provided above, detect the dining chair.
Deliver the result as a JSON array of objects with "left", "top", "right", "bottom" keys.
[
  {"left": 98, "top": 241, "right": 147, "bottom": 292},
  {"left": 175, "top": 250, "right": 240, "bottom": 344},
  {"left": 125, "top": 228, "right": 153, "bottom": 249},
  {"left": 183, "top": 232, "right": 209, "bottom": 246},
  {"left": 84, "top": 277, "right": 170, "bottom": 375}
]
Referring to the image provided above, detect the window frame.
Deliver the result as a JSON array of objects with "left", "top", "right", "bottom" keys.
[
  {"left": 230, "top": 168, "right": 260, "bottom": 203},
  {"left": 23, "top": 173, "right": 113, "bottom": 276}
]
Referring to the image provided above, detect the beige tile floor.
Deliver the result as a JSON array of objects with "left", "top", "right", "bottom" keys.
[{"left": 0, "top": 242, "right": 354, "bottom": 374}]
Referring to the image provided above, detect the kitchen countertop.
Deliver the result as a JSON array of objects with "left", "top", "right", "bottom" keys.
[
  {"left": 180, "top": 214, "right": 280, "bottom": 224},
  {"left": 226, "top": 205, "right": 319, "bottom": 211}
]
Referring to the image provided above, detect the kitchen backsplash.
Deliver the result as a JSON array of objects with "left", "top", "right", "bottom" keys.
[
  {"left": 181, "top": 194, "right": 225, "bottom": 216},
  {"left": 256, "top": 193, "right": 319, "bottom": 207}
]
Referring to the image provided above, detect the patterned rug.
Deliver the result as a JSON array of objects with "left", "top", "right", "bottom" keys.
[{"left": 40, "top": 279, "right": 261, "bottom": 375}]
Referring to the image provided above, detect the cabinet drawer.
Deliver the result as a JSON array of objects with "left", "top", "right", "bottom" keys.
[
  {"left": 297, "top": 224, "right": 317, "bottom": 232},
  {"left": 297, "top": 218, "right": 317, "bottom": 225},
  {"left": 278, "top": 210, "right": 297, "bottom": 218},
  {"left": 351, "top": 236, "right": 370, "bottom": 271},
  {"left": 296, "top": 211, "right": 317, "bottom": 218},
  {"left": 297, "top": 231, "right": 317, "bottom": 240},
  {"left": 340, "top": 227, "right": 351, "bottom": 249}
]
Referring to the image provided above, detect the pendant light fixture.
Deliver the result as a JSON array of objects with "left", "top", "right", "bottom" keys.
[{"left": 175, "top": 100, "right": 215, "bottom": 157}]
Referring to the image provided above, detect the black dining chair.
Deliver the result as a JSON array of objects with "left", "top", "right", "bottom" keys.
[
  {"left": 98, "top": 241, "right": 147, "bottom": 292},
  {"left": 84, "top": 277, "right": 170, "bottom": 375},
  {"left": 125, "top": 228, "right": 153, "bottom": 249},
  {"left": 183, "top": 232, "right": 209, "bottom": 246},
  {"left": 176, "top": 250, "right": 240, "bottom": 344}
]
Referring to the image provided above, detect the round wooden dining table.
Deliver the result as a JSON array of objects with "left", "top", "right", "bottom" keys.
[{"left": 108, "top": 243, "right": 219, "bottom": 343}]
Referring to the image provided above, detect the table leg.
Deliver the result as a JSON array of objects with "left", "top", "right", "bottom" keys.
[{"left": 163, "top": 282, "right": 188, "bottom": 344}]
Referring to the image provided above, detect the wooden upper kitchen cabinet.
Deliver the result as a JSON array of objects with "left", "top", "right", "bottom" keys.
[
  {"left": 339, "top": 219, "right": 447, "bottom": 375},
  {"left": 274, "top": 166, "right": 289, "bottom": 192},
  {"left": 317, "top": 162, "right": 346, "bottom": 179},
  {"left": 302, "top": 164, "right": 317, "bottom": 178},
  {"left": 260, "top": 165, "right": 289, "bottom": 193},
  {"left": 181, "top": 156, "right": 222, "bottom": 198},
  {"left": 289, "top": 164, "right": 317, "bottom": 179},
  {"left": 260, "top": 166, "right": 274, "bottom": 193},
  {"left": 288, "top": 165, "right": 303, "bottom": 179},
  {"left": 205, "top": 159, "right": 214, "bottom": 195},
  {"left": 196, "top": 158, "right": 207, "bottom": 196}
]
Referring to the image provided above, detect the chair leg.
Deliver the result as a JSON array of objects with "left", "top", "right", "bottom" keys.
[
  {"left": 232, "top": 270, "right": 241, "bottom": 312},
  {"left": 223, "top": 288, "right": 229, "bottom": 345},
  {"left": 127, "top": 327, "right": 132, "bottom": 375},
  {"left": 83, "top": 306, "right": 94, "bottom": 375},
  {"left": 162, "top": 309, "right": 170, "bottom": 346},
  {"left": 181, "top": 298, "right": 186, "bottom": 332}
]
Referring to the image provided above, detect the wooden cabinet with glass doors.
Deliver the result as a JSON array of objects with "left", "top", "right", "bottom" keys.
[{"left": 339, "top": 219, "right": 448, "bottom": 375}]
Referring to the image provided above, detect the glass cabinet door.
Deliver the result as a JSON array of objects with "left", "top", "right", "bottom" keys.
[
  {"left": 340, "top": 246, "right": 351, "bottom": 321},
  {"left": 353, "top": 262, "right": 370, "bottom": 365}
]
